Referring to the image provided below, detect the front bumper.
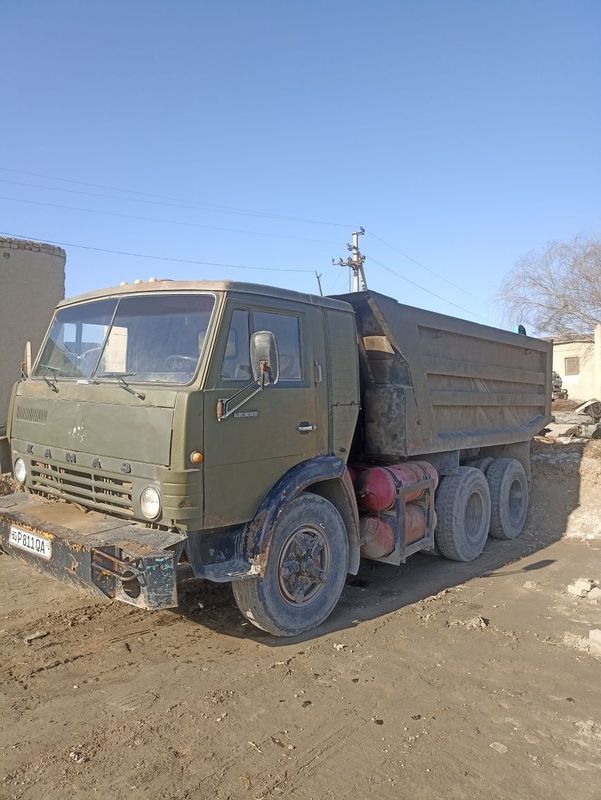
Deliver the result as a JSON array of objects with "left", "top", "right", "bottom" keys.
[{"left": 0, "top": 492, "right": 186, "bottom": 609}]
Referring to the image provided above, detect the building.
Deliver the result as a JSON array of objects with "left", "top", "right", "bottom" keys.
[
  {"left": 551, "top": 327, "right": 601, "bottom": 401},
  {"left": 0, "top": 237, "right": 65, "bottom": 469}
]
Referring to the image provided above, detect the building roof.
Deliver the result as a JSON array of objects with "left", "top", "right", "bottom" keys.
[
  {"left": 547, "top": 332, "right": 594, "bottom": 344},
  {"left": 0, "top": 236, "right": 66, "bottom": 260}
]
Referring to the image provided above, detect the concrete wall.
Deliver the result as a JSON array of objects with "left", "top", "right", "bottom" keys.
[
  {"left": 0, "top": 237, "right": 65, "bottom": 433},
  {"left": 552, "top": 326, "right": 601, "bottom": 402}
]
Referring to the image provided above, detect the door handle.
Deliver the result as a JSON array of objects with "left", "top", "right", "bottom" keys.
[
  {"left": 297, "top": 422, "right": 317, "bottom": 433},
  {"left": 313, "top": 360, "right": 323, "bottom": 385}
]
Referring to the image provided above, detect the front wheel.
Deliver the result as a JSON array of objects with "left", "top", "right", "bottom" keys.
[{"left": 232, "top": 493, "right": 349, "bottom": 636}]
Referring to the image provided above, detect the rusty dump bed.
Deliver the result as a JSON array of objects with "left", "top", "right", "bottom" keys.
[
  {"left": 0, "top": 493, "right": 186, "bottom": 609},
  {"left": 334, "top": 291, "right": 552, "bottom": 458}
]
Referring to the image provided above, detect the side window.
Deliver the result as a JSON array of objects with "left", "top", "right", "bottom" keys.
[
  {"left": 564, "top": 356, "right": 580, "bottom": 376},
  {"left": 221, "top": 309, "right": 251, "bottom": 380},
  {"left": 253, "top": 312, "right": 302, "bottom": 380}
]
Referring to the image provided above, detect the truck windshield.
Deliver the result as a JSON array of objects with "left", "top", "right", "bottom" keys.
[{"left": 34, "top": 293, "right": 215, "bottom": 384}]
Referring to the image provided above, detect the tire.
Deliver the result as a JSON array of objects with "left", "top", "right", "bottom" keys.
[
  {"left": 434, "top": 467, "right": 491, "bottom": 561},
  {"left": 232, "top": 493, "right": 349, "bottom": 637},
  {"left": 486, "top": 458, "right": 529, "bottom": 540}
]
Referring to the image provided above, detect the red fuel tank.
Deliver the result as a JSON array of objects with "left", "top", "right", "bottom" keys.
[
  {"left": 359, "top": 514, "right": 396, "bottom": 559},
  {"left": 353, "top": 461, "right": 438, "bottom": 512},
  {"left": 360, "top": 503, "right": 430, "bottom": 559}
]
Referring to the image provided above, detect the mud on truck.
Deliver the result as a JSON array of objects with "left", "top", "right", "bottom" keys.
[{"left": 0, "top": 281, "right": 552, "bottom": 636}]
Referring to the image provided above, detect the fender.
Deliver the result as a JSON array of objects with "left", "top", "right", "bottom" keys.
[{"left": 243, "top": 455, "right": 361, "bottom": 576}]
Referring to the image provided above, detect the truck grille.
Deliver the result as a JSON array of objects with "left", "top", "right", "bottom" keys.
[{"left": 30, "top": 460, "right": 134, "bottom": 516}]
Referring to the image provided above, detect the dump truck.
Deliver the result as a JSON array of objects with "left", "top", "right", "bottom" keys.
[{"left": 0, "top": 281, "right": 552, "bottom": 636}]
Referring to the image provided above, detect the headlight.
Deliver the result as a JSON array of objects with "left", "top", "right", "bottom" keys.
[
  {"left": 14, "top": 457, "right": 26, "bottom": 484},
  {"left": 140, "top": 486, "right": 161, "bottom": 520}
]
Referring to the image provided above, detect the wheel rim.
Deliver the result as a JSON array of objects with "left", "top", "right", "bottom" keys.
[
  {"left": 465, "top": 491, "right": 485, "bottom": 542},
  {"left": 508, "top": 478, "right": 525, "bottom": 523},
  {"left": 277, "top": 525, "right": 331, "bottom": 606}
]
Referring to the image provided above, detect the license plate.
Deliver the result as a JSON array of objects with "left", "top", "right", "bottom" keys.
[{"left": 9, "top": 526, "right": 53, "bottom": 560}]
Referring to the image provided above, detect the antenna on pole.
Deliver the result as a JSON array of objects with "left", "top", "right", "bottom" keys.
[
  {"left": 333, "top": 227, "right": 367, "bottom": 292},
  {"left": 315, "top": 270, "right": 323, "bottom": 296}
]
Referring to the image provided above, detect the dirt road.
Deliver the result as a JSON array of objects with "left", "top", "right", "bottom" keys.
[{"left": 1, "top": 440, "right": 600, "bottom": 800}]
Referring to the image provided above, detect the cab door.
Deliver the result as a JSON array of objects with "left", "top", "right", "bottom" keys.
[{"left": 203, "top": 298, "right": 327, "bottom": 528}]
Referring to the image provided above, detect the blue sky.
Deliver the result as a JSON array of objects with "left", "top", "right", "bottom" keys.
[{"left": 1, "top": 0, "right": 599, "bottom": 327}]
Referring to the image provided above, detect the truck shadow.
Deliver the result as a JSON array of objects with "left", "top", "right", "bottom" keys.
[{"left": 174, "top": 440, "right": 585, "bottom": 645}]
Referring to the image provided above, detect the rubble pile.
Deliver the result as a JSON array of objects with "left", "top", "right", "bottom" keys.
[
  {"left": 544, "top": 400, "right": 601, "bottom": 442},
  {"left": 566, "top": 577, "right": 601, "bottom": 600}
]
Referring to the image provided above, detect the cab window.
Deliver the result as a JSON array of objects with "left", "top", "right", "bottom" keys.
[
  {"left": 253, "top": 312, "right": 302, "bottom": 380},
  {"left": 221, "top": 309, "right": 302, "bottom": 381},
  {"left": 221, "top": 309, "right": 251, "bottom": 380}
]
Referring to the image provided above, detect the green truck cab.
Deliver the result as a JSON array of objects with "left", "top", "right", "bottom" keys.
[{"left": 0, "top": 280, "right": 552, "bottom": 636}]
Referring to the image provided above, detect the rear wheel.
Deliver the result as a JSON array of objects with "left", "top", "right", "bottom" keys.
[
  {"left": 434, "top": 467, "right": 491, "bottom": 561},
  {"left": 232, "top": 493, "right": 349, "bottom": 636},
  {"left": 486, "top": 458, "right": 529, "bottom": 539}
]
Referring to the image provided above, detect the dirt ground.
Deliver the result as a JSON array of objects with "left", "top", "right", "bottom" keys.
[
  {"left": 551, "top": 398, "right": 582, "bottom": 413},
  {"left": 1, "top": 440, "right": 601, "bottom": 800}
]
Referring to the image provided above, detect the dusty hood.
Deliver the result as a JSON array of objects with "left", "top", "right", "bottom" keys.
[{"left": 11, "top": 386, "right": 176, "bottom": 466}]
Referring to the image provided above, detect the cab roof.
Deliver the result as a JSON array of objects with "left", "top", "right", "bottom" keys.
[{"left": 58, "top": 279, "right": 352, "bottom": 313}]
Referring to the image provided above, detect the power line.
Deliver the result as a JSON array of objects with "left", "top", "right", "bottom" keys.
[
  {"left": 0, "top": 228, "right": 495, "bottom": 314},
  {"left": 0, "top": 177, "right": 349, "bottom": 231},
  {"left": 0, "top": 166, "right": 353, "bottom": 228},
  {"left": 0, "top": 194, "right": 342, "bottom": 245},
  {"left": 0, "top": 176, "right": 242, "bottom": 214},
  {"left": 367, "top": 255, "right": 493, "bottom": 323},
  {"left": 0, "top": 230, "right": 316, "bottom": 274},
  {"left": 367, "top": 229, "right": 487, "bottom": 304}
]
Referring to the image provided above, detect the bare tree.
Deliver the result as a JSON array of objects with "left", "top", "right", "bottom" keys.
[{"left": 500, "top": 237, "right": 601, "bottom": 335}]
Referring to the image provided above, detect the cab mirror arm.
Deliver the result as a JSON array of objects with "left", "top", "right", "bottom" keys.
[{"left": 216, "top": 331, "right": 279, "bottom": 422}]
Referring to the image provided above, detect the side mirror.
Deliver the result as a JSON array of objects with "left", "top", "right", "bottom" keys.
[
  {"left": 250, "top": 331, "right": 279, "bottom": 386},
  {"left": 216, "top": 330, "right": 279, "bottom": 422}
]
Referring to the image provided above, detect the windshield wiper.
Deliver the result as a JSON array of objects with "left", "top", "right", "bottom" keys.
[
  {"left": 97, "top": 371, "right": 137, "bottom": 379},
  {"left": 39, "top": 364, "right": 64, "bottom": 374},
  {"left": 97, "top": 372, "right": 145, "bottom": 400},
  {"left": 38, "top": 365, "right": 63, "bottom": 392},
  {"left": 42, "top": 375, "right": 59, "bottom": 392}
]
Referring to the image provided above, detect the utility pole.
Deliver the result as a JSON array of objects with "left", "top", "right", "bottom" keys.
[{"left": 333, "top": 226, "right": 367, "bottom": 292}]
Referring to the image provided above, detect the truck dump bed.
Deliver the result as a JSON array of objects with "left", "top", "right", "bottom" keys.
[{"left": 334, "top": 291, "right": 552, "bottom": 459}]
